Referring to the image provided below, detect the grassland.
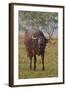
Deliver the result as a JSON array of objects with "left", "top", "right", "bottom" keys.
[{"left": 18, "top": 35, "right": 58, "bottom": 79}]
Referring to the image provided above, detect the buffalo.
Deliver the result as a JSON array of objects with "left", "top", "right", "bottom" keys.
[{"left": 24, "top": 30, "right": 49, "bottom": 71}]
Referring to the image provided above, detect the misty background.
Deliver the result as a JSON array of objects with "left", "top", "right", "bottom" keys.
[{"left": 18, "top": 11, "right": 58, "bottom": 39}]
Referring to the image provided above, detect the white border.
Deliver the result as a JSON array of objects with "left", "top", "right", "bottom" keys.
[{"left": 14, "top": 5, "right": 63, "bottom": 85}]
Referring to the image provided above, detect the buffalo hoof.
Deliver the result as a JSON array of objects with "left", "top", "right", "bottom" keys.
[
  {"left": 34, "top": 68, "right": 36, "bottom": 71},
  {"left": 42, "top": 67, "right": 45, "bottom": 71}
]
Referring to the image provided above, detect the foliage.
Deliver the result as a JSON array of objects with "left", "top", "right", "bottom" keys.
[{"left": 18, "top": 11, "right": 58, "bottom": 38}]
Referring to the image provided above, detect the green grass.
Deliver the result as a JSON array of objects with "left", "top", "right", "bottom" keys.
[{"left": 18, "top": 36, "right": 58, "bottom": 79}]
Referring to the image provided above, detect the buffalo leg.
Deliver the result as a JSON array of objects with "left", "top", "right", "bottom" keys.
[
  {"left": 41, "top": 54, "right": 44, "bottom": 70},
  {"left": 34, "top": 55, "right": 36, "bottom": 71},
  {"left": 29, "top": 57, "right": 32, "bottom": 70}
]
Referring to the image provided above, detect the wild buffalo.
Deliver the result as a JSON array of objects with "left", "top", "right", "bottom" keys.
[{"left": 24, "top": 30, "right": 49, "bottom": 71}]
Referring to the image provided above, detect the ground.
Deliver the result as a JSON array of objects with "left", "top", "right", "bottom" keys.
[{"left": 18, "top": 34, "right": 58, "bottom": 79}]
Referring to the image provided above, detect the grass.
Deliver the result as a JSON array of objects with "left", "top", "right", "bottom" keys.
[{"left": 18, "top": 35, "right": 58, "bottom": 79}]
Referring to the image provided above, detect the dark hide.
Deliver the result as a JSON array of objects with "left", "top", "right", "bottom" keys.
[{"left": 24, "top": 30, "right": 48, "bottom": 70}]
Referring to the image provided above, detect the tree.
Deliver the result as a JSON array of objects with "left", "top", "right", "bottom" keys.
[{"left": 18, "top": 11, "right": 58, "bottom": 38}]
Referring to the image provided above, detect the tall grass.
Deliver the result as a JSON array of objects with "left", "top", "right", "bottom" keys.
[{"left": 18, "top": 35, "right": 58, "bottom": 79}]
